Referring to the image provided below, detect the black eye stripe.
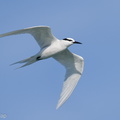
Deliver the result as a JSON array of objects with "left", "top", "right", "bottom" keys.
[
  {"left": 63, "top": 38, "right": 68, "bottom": 40},
  {"left": 67, "top": 39, "right": 72, "bottom": 41},
  {"left": 63, "top": 38, "right": 72, "bottom": 41}
]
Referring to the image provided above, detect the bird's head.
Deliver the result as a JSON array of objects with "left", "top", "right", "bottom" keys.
[{"left": 62, "top": 38, "right": 82, "bottom": 47}]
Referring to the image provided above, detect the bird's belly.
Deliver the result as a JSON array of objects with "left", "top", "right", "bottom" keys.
[{"left": 40, "top": 45, "right": 66, "bottom": 59}]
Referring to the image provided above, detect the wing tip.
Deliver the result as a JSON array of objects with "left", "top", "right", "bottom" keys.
[
  {"left": 0, "top": 26, "right": 51, "bottom": 38},
  {"left": 56, "top": 103, "right": 62, "bottom": 110},
  {"left": 56, "top": 105, "right": 59, "bottom": 110}
]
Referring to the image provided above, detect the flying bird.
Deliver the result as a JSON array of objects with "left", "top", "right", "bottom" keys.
[{"left": 0, "top": 26, "right": 84, "bottom": 109}]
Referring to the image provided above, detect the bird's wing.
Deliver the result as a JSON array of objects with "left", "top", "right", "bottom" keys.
[
  {"left": 53, "top": 49, "right": 84, "bottom": 109},
  {"left": 0, "top": 26, "right": 57, "bottom": 48}
]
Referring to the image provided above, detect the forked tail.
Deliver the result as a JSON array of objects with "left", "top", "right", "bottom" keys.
[{"left": 11, "top": 54, "right": 39, "bottom": 68}]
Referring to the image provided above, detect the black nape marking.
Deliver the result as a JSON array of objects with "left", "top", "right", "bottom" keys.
[
  {"left": 63, "top": 38, "right": 68, "bottom": 40},
  {"left": 63, "top": 38, "right": 72, "bottom": 41},
  {"left": 36, "top": 56, "right": 41, "bottom": 60}
]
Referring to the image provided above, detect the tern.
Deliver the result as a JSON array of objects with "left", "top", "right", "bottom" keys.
[{"left": 0, "top": 26, "right": 84, "bottom": 109}]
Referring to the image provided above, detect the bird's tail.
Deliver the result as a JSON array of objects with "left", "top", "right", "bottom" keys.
[{"left": 10, "top": 54, "right": 38, "bottom": 69}]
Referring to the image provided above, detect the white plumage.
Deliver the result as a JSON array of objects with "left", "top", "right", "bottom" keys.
[{"left": 0, "top": 26, "right": 84, "bottom": 109}]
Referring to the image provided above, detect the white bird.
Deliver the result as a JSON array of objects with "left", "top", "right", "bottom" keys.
[{"left": 0, "top": 26, "right": 84, "bottom": 109}]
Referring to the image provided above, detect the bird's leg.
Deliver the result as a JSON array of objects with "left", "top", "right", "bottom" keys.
[{"left": 36, "top": 56, "right": 41, "bottom": 61}]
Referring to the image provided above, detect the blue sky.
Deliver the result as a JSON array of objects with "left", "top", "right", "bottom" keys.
[{"left": 0, "top": 0, "right": 120, "bottom": 120}]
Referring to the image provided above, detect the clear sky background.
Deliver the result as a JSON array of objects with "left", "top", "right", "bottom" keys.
[{"left": 0, "top": 0, "right": 120, "bottom": 120}]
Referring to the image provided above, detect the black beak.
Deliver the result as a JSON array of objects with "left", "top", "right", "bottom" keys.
[{"left": 74, "top": 41, "right": 82, "bottom": 44}]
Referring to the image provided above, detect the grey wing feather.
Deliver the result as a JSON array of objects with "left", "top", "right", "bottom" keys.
[
  {"left": 0, "top": 26, "right": 57, "bottom": 48},
  {"left": 53, "top": 49, "right": 84, "bottom": 109}
]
